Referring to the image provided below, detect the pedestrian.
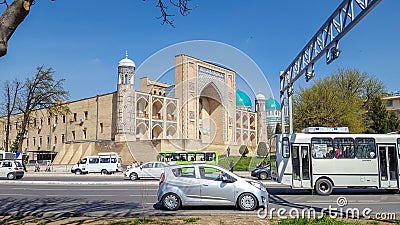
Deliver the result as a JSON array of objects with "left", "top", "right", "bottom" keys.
[
  {"left": 226, "top": 146, "right": 231, "bottom": 157},
  {"left": 229, "top": 160, "right": 234, "bottom": 172},
  {"left": 45, "top": 162, "right": 51, "bottom": 172},
  {"left": 34, "top": 162, "right": 40, "bottom": 172}
]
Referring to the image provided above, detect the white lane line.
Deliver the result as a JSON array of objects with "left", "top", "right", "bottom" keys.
[
  {"left": 0, "top": 187, "right": 158, "bottom": 191},
  {"left": 129, "top": 195, "right": 157, "bottom": 197},
  {"left": 45, "top": 194, "right": 117, "bottom": 197}
]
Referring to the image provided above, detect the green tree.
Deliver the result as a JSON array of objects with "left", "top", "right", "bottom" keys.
[
  {"left": 256, "top": 142, "right": 268, "bottom": 157},
  {"left": 293, "top": 68, "right": 385, "bottom": 133},
  {"left": 238, "top": 145, "right": 249, "bottom": 157},
  {"left": 366, "top": 96, "right": 400, "bottom": 133}
]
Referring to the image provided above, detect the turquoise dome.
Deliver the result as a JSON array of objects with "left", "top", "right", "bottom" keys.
[
  {"left": 266, "top": 98, "right": 280, "bottom": 110},
  {"left": 236, "top": 89, "right": 252, "bottom": 107}
]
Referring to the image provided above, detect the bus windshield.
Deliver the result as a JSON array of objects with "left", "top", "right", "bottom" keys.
[{"left": 157, "top": 151, "right": 218, "bottom": 164}]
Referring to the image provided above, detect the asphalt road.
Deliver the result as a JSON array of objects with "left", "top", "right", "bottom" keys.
[{"left": 1, "top": 174, "right": 400, "bottom": 222}]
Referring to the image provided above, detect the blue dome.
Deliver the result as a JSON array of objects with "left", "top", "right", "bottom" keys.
[
  {"left": 236, "top": 89, "right": 252, "bottom": 107},
  {"left": 266, "top": 98, "right": 280, "bottom": 110}
]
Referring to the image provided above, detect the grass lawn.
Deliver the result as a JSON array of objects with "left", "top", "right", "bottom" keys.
[{"left": 218, "top": 154, "right": 269, "bottom": 171}]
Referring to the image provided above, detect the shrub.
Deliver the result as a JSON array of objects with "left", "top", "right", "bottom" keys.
[
  {"left": 257, "top": 142, "right": 268, "bottom": 157},
  {"left": 238, "top": 145, "right": 249, "bottom": 157}
]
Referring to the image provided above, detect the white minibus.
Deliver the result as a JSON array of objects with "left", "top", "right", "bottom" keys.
[
  {"left": 271, "top": 127, "right": 400, "bottom": 195},
  {"left": 71, "top": 152, "right": 122, "bottom": 175}
]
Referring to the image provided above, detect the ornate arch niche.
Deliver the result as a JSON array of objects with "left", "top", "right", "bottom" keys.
[{"left": 199, "top": 83, "right": 224, "bottom": 145}]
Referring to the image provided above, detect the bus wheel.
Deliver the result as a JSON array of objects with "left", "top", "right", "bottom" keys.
[
  {"left": 101, "top": 169, "right": 109, "bottom": 175},
  {"left": 315, "top": 178, "right": 333, "bottom": 195},
  {"left": 75, "top": 169, "right": 82, "bottom": 175}
]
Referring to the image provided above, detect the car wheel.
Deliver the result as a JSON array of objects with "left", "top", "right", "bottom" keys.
[
  {"left": 75, "top": 169, "right": 82, "bottom": 175},
  {"left": 238, "top": 193, "right": 258, "bottom": 211},
  {"left": 129, "top": 172, "right": 139, "bottom": 180},
  {"left": 259, "top": 172, "right": 268, "bottom": 180},
  {"left": 162, "top": 193, "right": 181, "bottom": 211},
  {"left": 101, "top": 169, "right": 109, "bottom": 175},
  {"left": 7, "top": 173, "right": 15, "bottom": 180},
  {"left": 315, "top": 178, "right": 333, "bottom": 195}
]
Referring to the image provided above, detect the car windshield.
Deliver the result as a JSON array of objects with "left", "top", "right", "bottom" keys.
[{"left": 14, "top": 161, "right": 22, "bottom": 167}]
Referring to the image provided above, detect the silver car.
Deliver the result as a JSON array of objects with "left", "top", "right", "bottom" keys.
[
  {"left": 124, "top": 161, "right": 167, "bottom": 180},
  {"left": 157, "top": 164, "right": 268, "bottom": 211}
]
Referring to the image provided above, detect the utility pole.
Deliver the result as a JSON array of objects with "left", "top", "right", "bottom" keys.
[{"left": 280, "top": 0, "right": 382, "bottom": 133}]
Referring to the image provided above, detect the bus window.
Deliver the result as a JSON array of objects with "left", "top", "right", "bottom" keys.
[
  {"left": 282, "top": 137, "right": 290, "bottom": 158},
  {"left": 196, "top": 153, "right": 205, "bottom": 161},
  {"left": 187, "top": 153, "right": 196, "bottom": 161},
  {"left": 398, "top": 139, "right": 400, "bottom": 158},
  {"left": 205, "top": 152, "right": 216, "bottom": 161},
  {"left": 311, "top": 137, "right": 334, "bottom": 159},
  {"left": 89, "top": 158, "right": 99, "bottom": 164},
  {"left": 100, "top": 158, "right": 110, "bottom": 163},
  {"left": 171, "top": 153, "right": 179, "bottom": 161},
  {"left": 179, "top": 153, "right": 187, "bottom": 161},
  {"left": 334, "top": 138, "right": 355, "bottom": 159},
  {"left": 355, "top": 138, "right": 376, "bottom": 159}
]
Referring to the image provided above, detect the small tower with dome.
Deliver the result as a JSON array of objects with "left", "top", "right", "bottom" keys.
[
  {"left": 266, "top": 97, "right": 281, "bottom": 134},
  {"left": 116, "top": 51, "right": 136, "bottom": 142},
  {"left": 255, "top": 93, "right": 268, "bottom": 144}
]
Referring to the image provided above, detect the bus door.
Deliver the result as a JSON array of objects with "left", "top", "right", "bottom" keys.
[
  {"left": 291, "top": 144, "right": 312, "bottom": 189},
  {"left": 378, "top": 145, "right": 398, "bottom": 189}
]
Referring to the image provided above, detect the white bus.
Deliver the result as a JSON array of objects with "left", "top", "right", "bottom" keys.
[{"left": 271, "top": 128, "right": 400, "bottom": 195}]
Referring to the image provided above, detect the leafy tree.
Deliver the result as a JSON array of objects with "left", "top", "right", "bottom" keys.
[
  {"left": 13, "top": 66, "right": 69, "bottom": 151},
  {"left": 293, "top": 68, "right": 385, "bottom": 133},
  {"left": 366, "top": 96, "right": 400, "bottom": 133},
  {"left": 0, "top": 0, "right": 192, "bottom": 58},
  {"left": 256, "top": 141, "right": 268, "bottom": 157},
  {"left": 238, "top": 145, "right": 249, "bottom": 157}
]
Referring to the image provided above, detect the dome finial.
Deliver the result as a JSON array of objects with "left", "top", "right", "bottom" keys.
[{"left": 125, "top": 51, "right": 128, "bottom": 59}]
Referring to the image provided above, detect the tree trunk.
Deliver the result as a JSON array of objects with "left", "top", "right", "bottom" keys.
[{"left": 0, "top": 0, "right": 32, "bottom": 57}]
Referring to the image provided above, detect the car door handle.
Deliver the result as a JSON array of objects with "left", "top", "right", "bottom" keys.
[{"left": 203, "top": 184, "right": 208, "bottom": 186}]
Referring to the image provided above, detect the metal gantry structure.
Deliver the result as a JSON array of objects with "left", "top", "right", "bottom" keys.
[{"left": 280, "top": 0, "right": 382, "bottom": 134}]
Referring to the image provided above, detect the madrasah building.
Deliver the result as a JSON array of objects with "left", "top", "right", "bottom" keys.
[{"left": 0, "top": 54, "right": 283, "bottom": 164}]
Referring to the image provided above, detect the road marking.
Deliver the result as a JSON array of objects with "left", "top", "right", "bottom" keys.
[
  {"left": 129, "top": 195, "right": 157, "bottom": 197},
  {"left": 0, "top": 187, "right": 158, "bottom": 191}
]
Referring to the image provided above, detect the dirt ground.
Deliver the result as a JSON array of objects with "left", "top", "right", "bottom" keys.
[{"left": 1, "top": 215, "right": 399, "bottom": 225}]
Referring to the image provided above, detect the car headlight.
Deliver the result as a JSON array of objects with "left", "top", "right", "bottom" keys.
[{"left": 248, "top": 181, "right": 266, "bottom": 192}]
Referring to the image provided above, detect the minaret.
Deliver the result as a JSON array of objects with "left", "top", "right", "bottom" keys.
[
  {"left": 115, "top": 51, "right": 136, "bottom": 142},
  {"left": 255, "top": 93, "right": 268, "bottom": 144}
]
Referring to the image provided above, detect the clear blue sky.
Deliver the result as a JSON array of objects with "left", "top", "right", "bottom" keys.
[{"left": 1, "top": 0, "right": 399, "bottom": 102}]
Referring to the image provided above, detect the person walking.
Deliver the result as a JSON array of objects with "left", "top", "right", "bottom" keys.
[
  {"left": 229, "top": 160, "right": 234, "bottom": 172},
  {"left": 226, "top": 146, "right": 231, "bottom": 157},
  {"left": 34, "top": 162, "right": 40, "bottom": 172}
]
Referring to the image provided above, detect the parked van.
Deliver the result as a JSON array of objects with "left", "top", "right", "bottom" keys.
[{"left": 71, "top": 152, "right": 122, "bottom": 175}]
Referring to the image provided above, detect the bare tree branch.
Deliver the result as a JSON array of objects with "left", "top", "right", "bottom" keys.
[{"left": 0, "top": 0, "right": 33, "bottom": 57}]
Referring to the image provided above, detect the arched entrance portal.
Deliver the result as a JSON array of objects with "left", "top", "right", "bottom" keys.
[{"left": 199, "top": 83, "right": 224, "bottom": 145}]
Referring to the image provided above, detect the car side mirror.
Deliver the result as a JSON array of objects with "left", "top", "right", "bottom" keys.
[{"left": 221, "top": 174, "right": 233, "bottom": 183}]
